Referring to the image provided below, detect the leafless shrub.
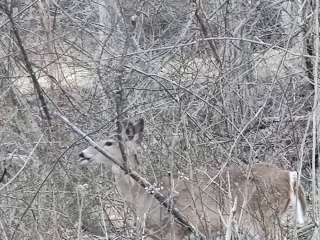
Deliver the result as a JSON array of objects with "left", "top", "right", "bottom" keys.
[{"left": 0, "top": 0, "right": 318, "bottom": 239}]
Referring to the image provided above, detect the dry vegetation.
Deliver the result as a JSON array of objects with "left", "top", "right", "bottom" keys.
[{"left": 0, "top": 0, "right": 319, "bottom": 239}]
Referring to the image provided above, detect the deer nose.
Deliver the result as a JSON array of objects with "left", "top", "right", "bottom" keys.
[{"left": 79, "top": 152, "right": 85, "bottom": 158}]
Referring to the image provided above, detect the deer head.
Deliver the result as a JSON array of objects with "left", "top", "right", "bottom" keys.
[{"left": 78, "top": 118, "right": 144, "bottom": 169}]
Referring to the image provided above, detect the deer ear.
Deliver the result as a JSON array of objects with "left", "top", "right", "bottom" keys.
[
  {"left": 135, "top": 118, "right": 144, "bottom": 133},
  {"left": 134, "top": 118, "right": 144, "bottom": 143},
  {"left": 125, "top": 121, "right": 135, "bottom": 140}
]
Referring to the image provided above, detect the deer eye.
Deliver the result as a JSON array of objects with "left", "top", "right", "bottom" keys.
[{"left": 104, "top": 141, "right": 113, "bottom": 146}]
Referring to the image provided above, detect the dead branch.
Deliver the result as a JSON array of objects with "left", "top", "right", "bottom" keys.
[{"left": 0, "top": 4, "right": 51, "bottom": 126}]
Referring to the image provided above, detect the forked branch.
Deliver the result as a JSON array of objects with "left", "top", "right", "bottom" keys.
[{"left": 55, "top": 112, "right": 206, "bottom": 239}]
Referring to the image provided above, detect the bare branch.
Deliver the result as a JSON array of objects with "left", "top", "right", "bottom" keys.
[{"left": 1, "top": 5, "right": 51, "bottom": 125}]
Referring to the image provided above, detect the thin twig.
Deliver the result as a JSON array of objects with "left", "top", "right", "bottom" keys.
[
  {"left": 101, "top": 37, "right": 314, "bottom": 61},
  {"left": 0, "top": 135, "right": 44, "bottom": 193},
  {"left": 8, "top": 135, "right": 44, "bottom": 240}
]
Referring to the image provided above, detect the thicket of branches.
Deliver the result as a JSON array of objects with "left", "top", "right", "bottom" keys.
[{"left": 0, "top": 0, "right": 319, "bottom": 239}]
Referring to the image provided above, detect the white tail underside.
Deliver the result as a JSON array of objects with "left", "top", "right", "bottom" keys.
[{"left": 289, "top": 171, "right": 304, "bottom": 224}]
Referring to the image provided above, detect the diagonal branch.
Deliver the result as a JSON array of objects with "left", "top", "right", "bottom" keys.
[{"left": 0, "top": 4, "right": 51, "bottom": 125}]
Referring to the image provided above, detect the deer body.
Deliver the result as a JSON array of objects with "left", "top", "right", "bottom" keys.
[
  {"left": 79, "top": 119, "right": 306, "bottom": 240},
  {"left": 170, "top": 163, "right": 306, "bottom": 239}
]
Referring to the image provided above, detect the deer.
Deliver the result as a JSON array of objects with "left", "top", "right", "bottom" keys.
[{"left": 78, "top": 118, "right": 307, "bottom": 240}]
